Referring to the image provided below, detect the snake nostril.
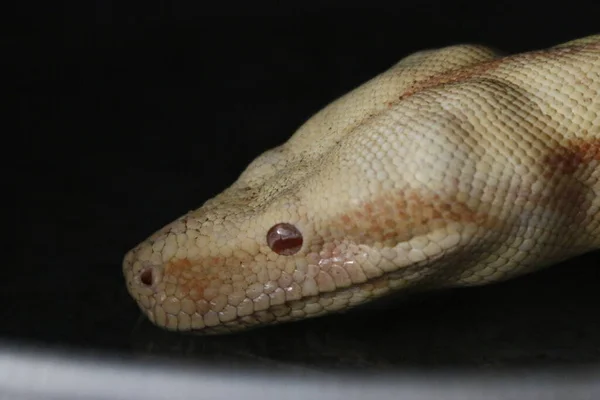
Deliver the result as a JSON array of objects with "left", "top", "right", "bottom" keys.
[{"left": 140, "top": 268, "right": 154, "bottom": 286}]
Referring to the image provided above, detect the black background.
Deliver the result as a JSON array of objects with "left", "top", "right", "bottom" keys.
[{"left": 6, "top": 1, "right": 600, "bottom": 370}]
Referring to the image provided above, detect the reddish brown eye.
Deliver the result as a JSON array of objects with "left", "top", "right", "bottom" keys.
[{"left": 267, "top": 223, "right": 303, "bottom": 255}]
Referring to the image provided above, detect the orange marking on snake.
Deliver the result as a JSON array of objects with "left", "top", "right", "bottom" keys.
[
  {"left": 325, "top": 189, "right": 493, "bottom": 247},
  {"left": 544, "top": 138, "right": 600, "bottom": 176},
  {"left": 165, "top": 258, "right": 192, "bottom": 277},
  {"left": 399, "top": 58, "right": 504, "bottom": 100},
  {"left": 398, "top": 44, "right": 592, "bottom": 102}
]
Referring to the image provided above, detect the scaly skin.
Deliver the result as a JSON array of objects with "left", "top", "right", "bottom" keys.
[{"left": 123, "top": 35, "right": 600, "bottom": 334}]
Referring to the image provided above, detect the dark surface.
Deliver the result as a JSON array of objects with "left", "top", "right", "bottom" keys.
[{"left": 6, "top": 2, "right": 600, "bottom": 371}]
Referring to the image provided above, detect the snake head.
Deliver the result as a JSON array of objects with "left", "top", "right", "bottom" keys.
[
  {"left": 122, "top": 119, "right": 485, "bottom": 334},
  {"left": 123, "top": 64, "right": 499, "bottom": 335},
  {"left": 123, "top": 37, "right": 600, "bottom": 334},
  {"left": 122, "top": 44, "right": 494, "bottom": 334}
]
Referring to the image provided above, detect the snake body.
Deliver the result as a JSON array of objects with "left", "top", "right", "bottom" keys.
[{"left": 123, "top": 35, "right": 600, "bottom": 334}]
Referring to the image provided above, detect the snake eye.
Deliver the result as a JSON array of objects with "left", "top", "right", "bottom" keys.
[{"left": 267, "top": 223, "right": 303, "bottom": 255}]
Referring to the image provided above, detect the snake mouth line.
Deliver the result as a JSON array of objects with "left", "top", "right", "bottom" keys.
[{"left": 184, "top": 259, "right": 443, "bottom": 335}]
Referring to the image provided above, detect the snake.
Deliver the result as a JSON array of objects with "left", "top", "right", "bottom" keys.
[{"left": 123, "top": 35, "right": 600, "bottom": 334}]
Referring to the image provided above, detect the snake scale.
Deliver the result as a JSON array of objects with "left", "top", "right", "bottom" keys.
[{"left": 123, "top": 35, "right": 600, "bottom": 334}]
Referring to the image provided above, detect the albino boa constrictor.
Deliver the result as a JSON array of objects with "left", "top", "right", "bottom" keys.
[{"left": 123, "top": 35, "right": 600, "bottom": 334}]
